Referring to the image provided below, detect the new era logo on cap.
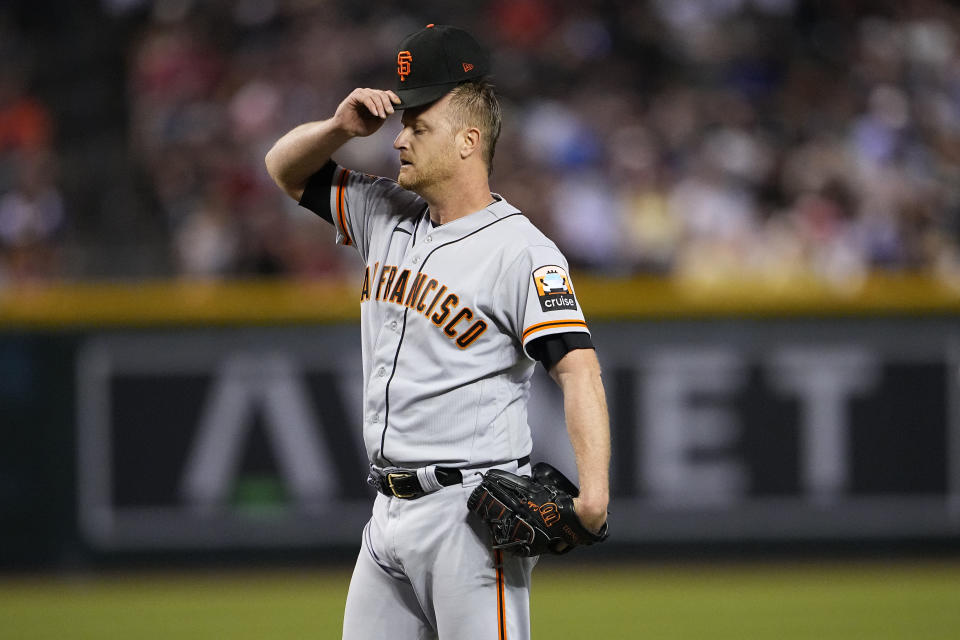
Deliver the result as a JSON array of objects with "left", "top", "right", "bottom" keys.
[{"left": 393, "top": 24, "right": 490, "bottom": 110}]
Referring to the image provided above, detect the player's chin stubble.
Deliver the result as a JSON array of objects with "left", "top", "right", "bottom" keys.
[
  {"left": 397, "top": 166, "right": 417, "bottom": 190},
  {"left": 398, "top": 163, "right": 447, "bottom": 194},
  {"left": 398, "top": 146, "right": 458, "bottom": 193}
]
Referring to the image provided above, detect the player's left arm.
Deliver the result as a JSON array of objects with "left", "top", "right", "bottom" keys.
[{"left": 549, "top": 347, "right": 610, "bottom": 533}]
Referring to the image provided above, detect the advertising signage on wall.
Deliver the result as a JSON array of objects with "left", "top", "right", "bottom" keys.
[{"left": 76, "top": 321, "right": 960, "bottom": 550}]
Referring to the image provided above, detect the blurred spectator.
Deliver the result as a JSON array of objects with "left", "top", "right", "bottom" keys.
[
  {"left": 0, "top": 64, "right": 54, "bottom": 197},
  {"left": 173, "top": 184, "right": 240, "bottom": 277},
  {"left": 0, "top": 151, "right": 65, "bottom": 281},
  {"left": 0, "top": 71, "right": 52, "bottom": 157},
  {"left": 0, "top": 53, "right": 62, "bottom": 283}
]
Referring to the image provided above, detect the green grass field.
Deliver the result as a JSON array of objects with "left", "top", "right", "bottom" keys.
[{"left": 2, "top": 561, "right": 959, "bottom": 639}]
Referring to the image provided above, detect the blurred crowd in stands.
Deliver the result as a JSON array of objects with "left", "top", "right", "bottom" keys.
[
  {"left": 0, "top": 17, "right": 63, "bottom": 283},
  {"left": 2, "top": 0, "right": 960, "bottom": 287}
]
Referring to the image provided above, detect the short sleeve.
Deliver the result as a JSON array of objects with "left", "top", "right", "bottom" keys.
[
  {"left": 500, "top": 244, "right": 590, "bottom": 360},
  {"left": 298, "top": 160, "right": 423, "bottom": 262}
]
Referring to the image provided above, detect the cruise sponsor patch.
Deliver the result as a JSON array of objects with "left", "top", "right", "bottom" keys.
[{"left": 532, "top": 265, "right": 578, "bottom": 312}]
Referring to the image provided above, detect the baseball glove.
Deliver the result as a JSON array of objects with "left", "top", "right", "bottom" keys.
[{"left": 467, "top": 462, "right": 608, "bottom": 556}]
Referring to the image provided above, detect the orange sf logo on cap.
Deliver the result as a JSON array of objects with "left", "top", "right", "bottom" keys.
[{"left": 397, "top": 51, "right": 412, "bottom": 82}]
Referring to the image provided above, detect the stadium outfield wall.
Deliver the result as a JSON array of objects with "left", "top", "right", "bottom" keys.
[{"left": 2, "top": 273, "right": 959, "bottom": 566}]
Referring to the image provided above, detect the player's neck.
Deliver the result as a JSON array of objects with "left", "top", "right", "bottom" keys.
[{"left": 424, "top": 178, "right": 493, "bottom": 226}]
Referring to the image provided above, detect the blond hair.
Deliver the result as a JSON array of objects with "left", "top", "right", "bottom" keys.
[{"left": 447, "top": 79, "right": 502, "bottom": 173}]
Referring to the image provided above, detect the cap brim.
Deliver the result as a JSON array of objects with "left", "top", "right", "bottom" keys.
[{"left": 395, "top": 83, "right": 458, "bottom": 110}]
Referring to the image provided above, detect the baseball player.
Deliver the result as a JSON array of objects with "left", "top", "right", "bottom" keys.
[{"left": 265, "top": 24, "right": 610, "bottom": 640}]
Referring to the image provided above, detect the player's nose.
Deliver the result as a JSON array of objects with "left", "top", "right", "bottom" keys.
[{"left": 393, "top": 129, "right": 407, "bottom": 150}]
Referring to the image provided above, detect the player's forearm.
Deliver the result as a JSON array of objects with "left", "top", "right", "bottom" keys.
[
  {"left": 552, "top": 350, "right": 611, "bottom": 520},
  {"left": 564, "top": 374, "right": 610, "bottom": 509},
  {"left": 264, "top": 119, "right": 353, "bottom": 200}
]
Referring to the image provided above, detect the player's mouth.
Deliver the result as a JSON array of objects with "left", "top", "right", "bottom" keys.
[{"left": 399, "top": 159, "right": 413, "bottom": 167}]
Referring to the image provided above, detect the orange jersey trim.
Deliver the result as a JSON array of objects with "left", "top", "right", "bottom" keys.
[
  {"left": 521, "top": 319, "right": 588, "bottom": 342},
  {"left": 336, "top": 169, "right": 353, "bottom": 246}
]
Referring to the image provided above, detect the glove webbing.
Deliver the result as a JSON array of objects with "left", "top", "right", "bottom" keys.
[{"left": 468, "top": 486, "right": 537, "bottom": 552}]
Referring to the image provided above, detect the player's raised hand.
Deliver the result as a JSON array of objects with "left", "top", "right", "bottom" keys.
[{"left": 334, "top": 88, "right": 402, "bottom": 138}]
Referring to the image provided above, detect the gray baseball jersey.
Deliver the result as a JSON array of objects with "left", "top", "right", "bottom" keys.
[{"left": 302, "top": 162, "right": 590, "bottom": 469}]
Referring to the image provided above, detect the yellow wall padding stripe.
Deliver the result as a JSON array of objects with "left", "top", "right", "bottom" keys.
[
  {"left": 572, "top": 271, "right": 960, "bottom": 319},
  {"left": 0, "top": 279, "right": 359, "bottom": 329},
  {"left": 1, "top": 271, "right": 959, "bottom": 329}
]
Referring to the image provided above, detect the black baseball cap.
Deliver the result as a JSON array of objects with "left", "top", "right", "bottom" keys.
[{"left": 394, "top": 24, "right": 490, "bottom": 110}]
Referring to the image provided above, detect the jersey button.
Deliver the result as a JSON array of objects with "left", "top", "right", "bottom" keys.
[
  {"left": 390, "top": 320, "right": 398, "bottom": 330},
  {"left": 412, "top": 256, "right": 420, "bottom": 264},
  {"left": 377, "top": 366, "right": 386, "bottom": 377},
  {"left": 425, "top": 235, "right": 433, "bottom": 243}
]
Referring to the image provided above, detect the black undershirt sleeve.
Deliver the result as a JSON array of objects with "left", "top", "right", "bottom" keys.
[
  {"left": 297, "top": 160, "right": 338, "bottom": 224},
  {"left": 527, "top": 332, "right": 594, "bottom": 371}
]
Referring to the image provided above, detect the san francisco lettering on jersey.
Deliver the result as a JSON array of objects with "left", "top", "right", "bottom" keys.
[{"left": 360, "top": 262, "right": 488, "bottom": 349}]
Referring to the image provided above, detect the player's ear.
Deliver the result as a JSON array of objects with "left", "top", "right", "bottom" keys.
[{"left": 458, "top": 126, "right": 481, "bottom": 160}]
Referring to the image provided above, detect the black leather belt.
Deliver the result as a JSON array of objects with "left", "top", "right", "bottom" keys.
[{"left": 369, "top": 456, "right": 530, "bottom": 499}]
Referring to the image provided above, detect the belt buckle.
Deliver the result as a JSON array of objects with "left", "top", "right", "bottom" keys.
[{"left": 387, "top": 471, "right": 419, "bottom": 499}]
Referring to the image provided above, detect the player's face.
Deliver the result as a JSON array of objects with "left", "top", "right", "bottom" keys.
[{"left": 394, "top": 96, "right": 459, "bottom": 193}]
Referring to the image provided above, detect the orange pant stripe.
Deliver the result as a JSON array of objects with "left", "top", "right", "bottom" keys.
[{"left": 495, "top": 549, "right": 507, "bottom": 640}]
